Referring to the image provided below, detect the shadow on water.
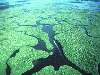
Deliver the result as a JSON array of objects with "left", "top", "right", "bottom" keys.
[{"left": 22, "top": 25, "right": 92, "bottom": 75}]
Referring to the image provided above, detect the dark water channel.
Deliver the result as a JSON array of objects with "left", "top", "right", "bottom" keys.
[
  {"left": 2, "top": 0, "right": 99, "bottom": 75},
  {"left": 21, "top": 25, "right": 92, "bottom": 75},
  {"left": 6, "top": 49, "right": 20, "bottom": 75},
  {"left": 33, "top": 37, "right": 49, "bottom": 52}
]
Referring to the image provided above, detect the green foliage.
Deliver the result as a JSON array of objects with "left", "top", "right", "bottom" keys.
[
  {"left": 0, "top": 1, "right": 100, "bottom": 75},
  {"left": 8, "top": 46, "right": 49, "bottom": 75},
  {"left": 32, "top": 65, "right": 81, "bottom": 75},
  {"left": 53, "top": 11, "right": 100, "bottom": 75}
]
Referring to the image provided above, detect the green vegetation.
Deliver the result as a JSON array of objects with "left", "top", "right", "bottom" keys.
[
  {"left": 32, "top": 65, "right": 81, "bottom": 75},
  {"left": 0, "top": 6, "right": 52, "bottom": 75},
  {"left": 53, "top": 9, "right": 100, "bottom": 75},
  {"left": 8, "top": 46, "right": 49, "bottom": 75},
  {"left": 0, "top": 1, "right": 100, "bottom": 75}
]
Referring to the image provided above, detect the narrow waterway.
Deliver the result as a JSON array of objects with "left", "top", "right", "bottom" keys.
[
  {"left": 6, "top": 49, "right": 20, "bottom": 75},
  {"left": 22, "top": 25, "right": 92, "bottom": 75},
  {"left": 0, "top": 0, "right": 99, "bottom": 75},
  {"left": 6, "top": 63, "right": 11, "bottom": 75},
  {"left": 33, "top": 37, "right": 49, "bottom": 52}
]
